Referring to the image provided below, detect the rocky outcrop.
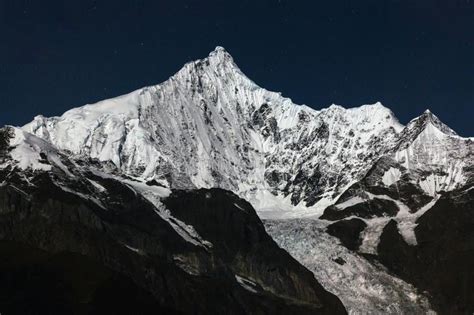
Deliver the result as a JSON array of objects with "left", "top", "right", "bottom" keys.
[{"left": 326, "top": 218, "right": 367, "bottom": 250}]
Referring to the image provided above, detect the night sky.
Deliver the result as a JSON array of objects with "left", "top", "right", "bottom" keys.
[{"left": 1, "top": 0, "right": 473, "bottom": 135}]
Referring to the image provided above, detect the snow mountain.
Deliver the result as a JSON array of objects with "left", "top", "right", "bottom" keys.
[
  {"left": 9, "top": 47, "right": 474, "bottom": 313},
  {"left": 323, "top": 108, "right": 473, "bottom": 247},
  {"left": 24, "top": 47, "right": 406, "bottom": 217},
  {"left": 317, "top": 104, "right": 473, "bottom": 313}
]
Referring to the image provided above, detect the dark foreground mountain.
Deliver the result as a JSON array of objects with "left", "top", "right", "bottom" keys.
[{"left": 0, "top": 127, "right": 346, "bottom": 314}]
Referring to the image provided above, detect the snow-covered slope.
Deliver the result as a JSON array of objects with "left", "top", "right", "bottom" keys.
[
  {"left": 392, "top": 110, "right": 472, "bottom": 196},
  {"left": 24, "top": 47, "right": 404, "bottom": 217},
  {"left": 324, "top": 109, "right": 473, "bottom": 248}
]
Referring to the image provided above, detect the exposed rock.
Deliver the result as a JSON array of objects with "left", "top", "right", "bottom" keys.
[
  {"left": 327, "top": 218, "right": 367, "bottom": 250},
  {"left": 378, "top": 186, "right": 474, "bottom": 314},
  {"left": 321, "top": 199, "right": 399, "bottom": 221}
]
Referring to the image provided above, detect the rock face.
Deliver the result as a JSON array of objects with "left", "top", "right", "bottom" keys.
[
  {"left": 0, "top": 127, "right": 346, "bottom": 314},
  {"left": 163, "top": 189, "right": 346, "bottom": 313},
  {"left": 326, "top": 218, "right": 367, "bottom": 250}
]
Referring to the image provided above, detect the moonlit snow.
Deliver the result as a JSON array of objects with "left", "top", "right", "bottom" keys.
[{"left": 13, "top": 47, "right": 474, "bottom": 314}]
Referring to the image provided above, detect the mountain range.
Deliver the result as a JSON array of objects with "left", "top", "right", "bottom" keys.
[{"left": 1, "top": 47, "right": 473, "bottom": 314}]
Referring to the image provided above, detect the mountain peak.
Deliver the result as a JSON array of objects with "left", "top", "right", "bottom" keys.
[
  {"left": 173, "top": 45, "right": 243, "bottom": 80},
  {"left": 417, "top": 110, "right": 455, "bottom": 134},
  {"left": 328, "top": 104, "right": 345, "bottom": 110},
  {"left": 207, "top": 46, "right": 234, "bottom": 63},
  {"left": 210, "top": 46, "right": 229, "bottom": 55},
  {"left": 401, "top": 109, "right": 458, "bottom": 141}
]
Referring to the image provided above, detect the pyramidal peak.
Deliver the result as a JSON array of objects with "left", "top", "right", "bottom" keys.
[
  {"left": 421, "top": 108, "right": 438, "bottom": 120},
  {"left": 209, "top": 46, "right": 232, "bottom": 58},
  {"left": 416, "top": 109, "right": 458, "bottom": 136},
  {"left": 202, "top": 46, "right": 236, "bottom": 66},
  {"left": 394, "top": 109, "right": 459, "bottom": 148},
  {"left": 206, "top": 46, "right": 241, "bottom": 70},
  {"left": 171, "top": 45, "right": 252, "bottom": 88}
]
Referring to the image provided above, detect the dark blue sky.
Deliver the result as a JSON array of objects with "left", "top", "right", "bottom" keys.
[{"left": 1, "top": 0, "right": 473, "bottom": 135}]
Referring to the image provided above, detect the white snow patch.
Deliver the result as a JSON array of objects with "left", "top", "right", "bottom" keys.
[
  {"left": 173, "top": 255, "right": 201, "bottom": 276},
  {"left": 233, "top": 202, "right": 247, "bottom": 212},
  {"left": 418, "top": 165, "right": 465, "bottom": 196},
  {"left": 8, "top": 185, "right": 31, "bottom": 199},
  {"left": 153, "top": 206, "right": 213, "bottom": 250},
  {"left": 123, "top": 244, "right": 144, "bottom": 255},
  {"left": 362, "top": 192, "right": 440, "bottom": 246},
  {"left": 117, "top": 177, "right": 212, "bottom": 250},
  {"left": 5, "top": 128, "right": 77, "bottom": 178},
  {"left": 235, "top": 275, "right": 258, "bottom": 293},
  {"left": 87, "top": 179, "right": 107, "bottom": 192},
  {"left": 90, "top": 172, "right": 211, "bottom": 249},
  {"left": 122, "top": 178, "right": 171, "bottom": 199},
  {"left": 359, "top": 217, "right": 391, "bottom": 255},
  {"left": 395, "top": 196, "right": 439, "bottom": 246},
  {"left": 251, "top": 186, "right": 346, "bottom": 220},
  {"left": 9, "top": 129, "right": 52, "bottom": 171},
  {"left": 336, "top": 196, "right": 366, "bottom": 210},
  {"left": 382, "top": 168, "right": 401, "bottom": 187},
  {"left": 59, "top": 185, "right": 107, "bottom": 210}
]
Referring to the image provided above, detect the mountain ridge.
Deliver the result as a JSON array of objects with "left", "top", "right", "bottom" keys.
[{"left": 22, "top": 47, "right": 471, "bottom": 219}]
